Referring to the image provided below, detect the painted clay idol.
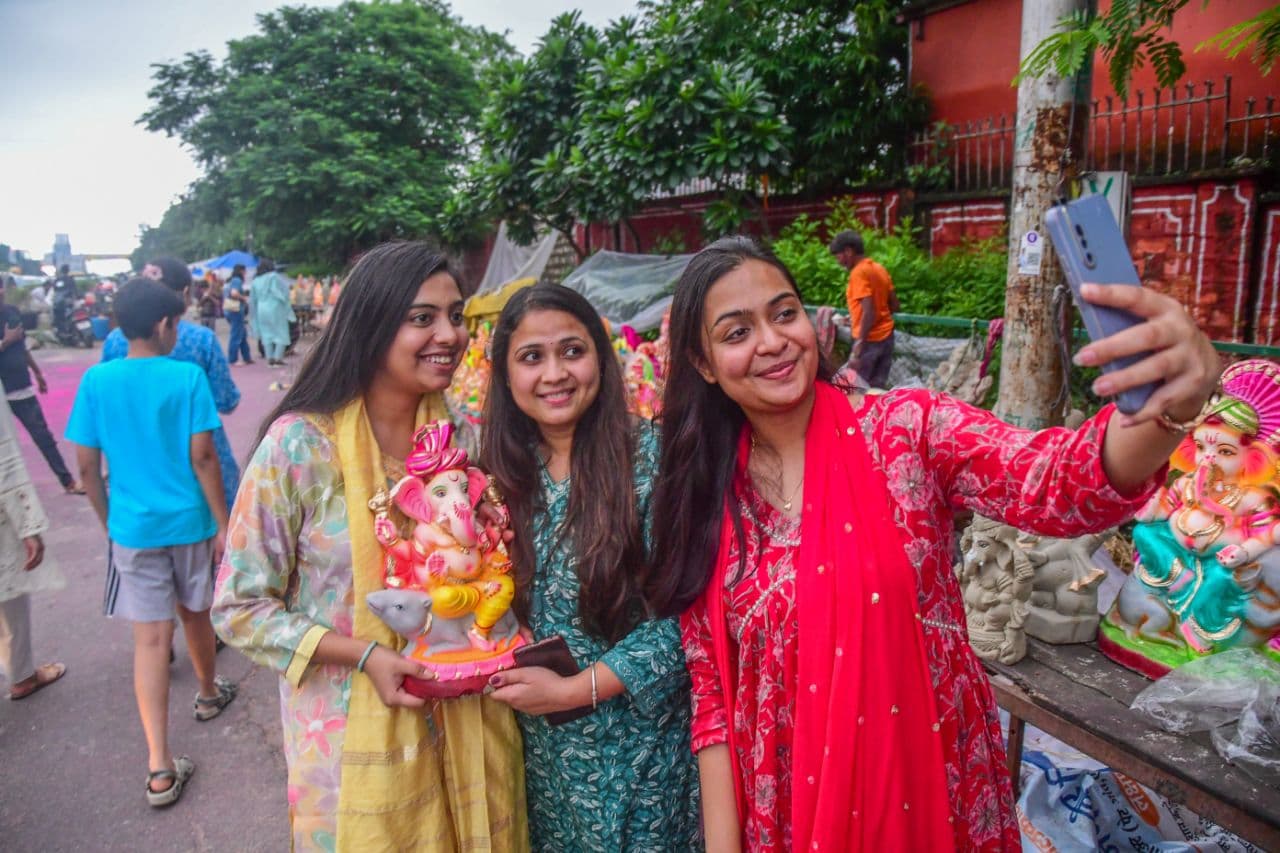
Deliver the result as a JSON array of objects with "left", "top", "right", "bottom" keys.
[
  {"left": 367, "top": 420, "right": 524, "bottom": 696},
  {"left": 1101, "top": 359, "right": 1280, "bottom": 678}
]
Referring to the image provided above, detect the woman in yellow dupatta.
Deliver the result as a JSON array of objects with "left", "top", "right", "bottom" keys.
[{"left": 213, "top": 242, "right": 528, "bottom": 852}]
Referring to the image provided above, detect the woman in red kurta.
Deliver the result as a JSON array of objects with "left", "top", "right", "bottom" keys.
[{"left": 646, "top": 237, "right": 1221, "bottom": 852}]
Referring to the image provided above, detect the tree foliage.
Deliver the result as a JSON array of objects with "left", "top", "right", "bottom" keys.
[
  {"left": 451, "top": 0, "right": 925, "bottom": 249},
  {"left": 130, "top": 184, "right": 245, "bottom": 270},
  {"left": 1018, "top": 1, "right": 1279, "bottom": 99},
  {"left": 442, "top": 12, "right": 611, "bottom": 253},
  {"left": 139, "top": 0, "right": 510, "bottom": 267}
]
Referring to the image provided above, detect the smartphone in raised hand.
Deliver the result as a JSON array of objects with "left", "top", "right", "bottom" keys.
[{"left": 1044, "top": 194, "right": 1158, "bottom": 415}]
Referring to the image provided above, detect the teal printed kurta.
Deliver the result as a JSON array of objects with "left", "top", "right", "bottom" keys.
[{"left": 518, "top": 422, "right": 702, "bottom": 852}]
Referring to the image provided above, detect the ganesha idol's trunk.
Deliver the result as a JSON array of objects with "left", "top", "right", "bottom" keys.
[{"left": 1194, "top": 463, "right": 1234, "bottom": 519}]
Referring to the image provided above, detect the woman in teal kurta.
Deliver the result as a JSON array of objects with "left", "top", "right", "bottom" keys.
[{"left": 481, "top": 285, "right": 701, "bottom": 852}]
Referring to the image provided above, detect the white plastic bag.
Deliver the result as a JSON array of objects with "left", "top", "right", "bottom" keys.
[{"left": 1131, "top": 648, "right": 1280, "bottom": 781}]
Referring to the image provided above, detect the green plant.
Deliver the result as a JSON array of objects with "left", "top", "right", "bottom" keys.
[
  {"left": 770, "top": 215, "right": 846, "bottom": 306},
  {"left": 650, "top": 228, "right": 689, "bottom": 256},
  {"left": 769, "top": 198, "right": 1008, "bottom": 325}
]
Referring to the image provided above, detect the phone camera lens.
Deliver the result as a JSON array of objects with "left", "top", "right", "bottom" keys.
[
  {"left": 1079, "top": 238, "right": 1088, "bottom": 248},
  {"left": 1084, "top": 252, "right": 1097, "bottom": 269},
  {"left": 1074, "top": 225, "right": 1085, "bottom": 236}
]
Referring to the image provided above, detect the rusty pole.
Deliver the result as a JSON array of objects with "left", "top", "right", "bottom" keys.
[{"left": 994, "top": 0, "right": 1093, "bottom": 429}]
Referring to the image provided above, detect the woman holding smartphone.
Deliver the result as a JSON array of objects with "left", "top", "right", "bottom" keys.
[{"left": 645, "top": 236, "right": 1219, "bottom": 852}]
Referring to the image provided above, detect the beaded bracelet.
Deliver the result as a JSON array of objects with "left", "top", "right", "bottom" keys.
[{"left": 356, "top": 640, "right": 379, "bottom": 673}]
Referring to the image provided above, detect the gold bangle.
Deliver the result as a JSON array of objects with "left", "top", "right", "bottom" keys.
[
  {"left": 589, "top": 662, "right": 598, "bottom": 710},
  {"left": 1153, "top": 411, "right": 1203, "bottom": 434}
]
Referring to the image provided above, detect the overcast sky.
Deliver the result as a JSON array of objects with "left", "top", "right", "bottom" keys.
[{"left": 0, "top": 0, "right": 636, "bottom": 266}]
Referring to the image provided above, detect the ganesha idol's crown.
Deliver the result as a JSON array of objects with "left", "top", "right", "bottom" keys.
[
  {"left": 1213, "top": 359, "right": 1280, "bottom": 450},
  {"left": 405, "top": 420, "right": 469, "bottom": 478}
]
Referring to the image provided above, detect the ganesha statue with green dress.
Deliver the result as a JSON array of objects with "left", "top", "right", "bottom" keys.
[
  {"left": 1100, "top": 359, "right": 1280, "bottom": 678},
  {"left": 365, "top": 420, "right": 525, "bottom": 697}
]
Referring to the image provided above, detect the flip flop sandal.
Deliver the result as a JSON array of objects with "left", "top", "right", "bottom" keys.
[
  {"left": 9, "top": 662, "right": 66, "bottom": 700},
  {"left": 146, "top": 756, "right": 195, "bottom": 808},
  {"left": 193, "top": 675, "right": 237, "bottom": 721}
]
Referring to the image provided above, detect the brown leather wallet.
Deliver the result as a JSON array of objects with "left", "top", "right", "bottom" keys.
[{"left": 512, "top": 635, "right": 593, "bottom": 726}]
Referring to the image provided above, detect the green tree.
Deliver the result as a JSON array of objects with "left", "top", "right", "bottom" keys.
[
  {"left": 131, "top": 183, "right": 245, "bottom": 269},
  {"left": 454, "top": 0, "right": 924, "bottom": 248},
  {"left": 139, "top": 1, "right": 510, "bottom": 267},
  {"left": 1018, "top": 1, "right": 1280, "bottom": 99},
  {"left": 443, "top": 12, "right": 609, "bottom": 255}
]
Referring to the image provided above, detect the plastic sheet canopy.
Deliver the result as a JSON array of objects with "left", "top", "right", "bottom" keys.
[{"left": 561, "top": 251, "right": 692, "bottom": 333}]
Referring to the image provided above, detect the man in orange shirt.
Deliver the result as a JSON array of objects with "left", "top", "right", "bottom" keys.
[{"left": 830, "top": 230, "right": 899, "bottom": 388}]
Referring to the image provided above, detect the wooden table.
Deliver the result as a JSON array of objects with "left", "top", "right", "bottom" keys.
[{"left": 987, "top": 638, "right": 1280, "bottom": 849}]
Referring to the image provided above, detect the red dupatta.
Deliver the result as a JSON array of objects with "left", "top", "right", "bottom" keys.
[{"left": 704, "top": 381, "right": 955, "bottom": 851}]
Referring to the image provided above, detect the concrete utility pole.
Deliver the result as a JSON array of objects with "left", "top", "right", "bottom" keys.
[{"left": 994, "top": 0, "right": 1094, "bottom": 429}]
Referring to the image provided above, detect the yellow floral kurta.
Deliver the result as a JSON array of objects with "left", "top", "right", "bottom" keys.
[{"left": 213, "top": 413, "right": 527, "bottom": 851}]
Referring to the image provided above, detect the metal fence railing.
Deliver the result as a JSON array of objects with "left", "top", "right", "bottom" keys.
[{"left": 909, "top": 75, "right": 1278, "bottom": 192}]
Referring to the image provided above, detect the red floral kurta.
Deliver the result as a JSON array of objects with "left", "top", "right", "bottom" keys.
[{"left": 683, "top": 389, "right": 1161, "bottom": 852}]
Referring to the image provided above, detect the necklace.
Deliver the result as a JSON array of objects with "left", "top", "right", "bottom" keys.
[
  {"left": 780, "top": 476, "right": 805, "bottom": 513},
  {"left": 750, "top": 432, "right": 804, "bottom": 513}
]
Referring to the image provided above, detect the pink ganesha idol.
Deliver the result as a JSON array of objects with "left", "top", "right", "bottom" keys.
[
  {"left": 366, "top": 420, "right": 524, "bottom": 697},
  {"left": 1101, "top": 359, "right": 1280, "bottom": 677}
]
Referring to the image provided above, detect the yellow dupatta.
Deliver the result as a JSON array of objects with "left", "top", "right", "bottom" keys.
[{"left": 333, "top": 394, "right": 528, "bottom": 852}]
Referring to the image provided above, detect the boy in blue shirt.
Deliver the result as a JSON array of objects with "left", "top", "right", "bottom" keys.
[{"left": 66, "top": 278, "right": 236, "bottom": 808}]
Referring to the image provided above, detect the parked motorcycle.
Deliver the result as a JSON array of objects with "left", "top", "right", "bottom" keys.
[{"left": 52, "top": 297, "right": 95, "bottom": 348}]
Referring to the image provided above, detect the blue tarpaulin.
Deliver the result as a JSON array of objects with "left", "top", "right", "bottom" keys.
[{"left": 205, "top": 250, "right": 258, "bottom": 270}]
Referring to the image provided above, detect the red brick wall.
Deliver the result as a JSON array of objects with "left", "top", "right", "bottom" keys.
[
  {"left": 911, "top": 0, "right": 1279, "bottom": 129},
  {"left": 576, "top": 190, "right": 905, "bottom": 255},
  {"left": 1130, "top": 181, "right": 1258, "bottom": 343},
  {"left": 917, "top": 180, "right": 1264, "bottom": 342},
  {"left": 927, "top": 200, "right": 1008, "bottom": 256},
  {"left": 1256, "top": 205, "right": 1280, "bottom": 348}
]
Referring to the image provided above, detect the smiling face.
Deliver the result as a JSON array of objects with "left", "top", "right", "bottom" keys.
[
  {"left": 379, "top": 271, "right": 467, "bottom": 396},
  {"left": 697, "top": 259, "right": 819, "bottom": 417},
  {"left": 506, "top": 308, "right": 602, "bottom": 435}
]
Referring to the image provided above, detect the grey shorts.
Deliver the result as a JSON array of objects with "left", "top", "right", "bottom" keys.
[{"left": 110, "top": 539, "right": 216, "bottom": 622}]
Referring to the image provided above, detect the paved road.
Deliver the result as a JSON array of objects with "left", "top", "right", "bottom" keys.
[{"left": 0, "top": 328, "right": 306, "bottom": 852}]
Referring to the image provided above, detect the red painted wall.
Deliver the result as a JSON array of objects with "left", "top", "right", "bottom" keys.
[
  {"left": 576, "top": 191, "right": 904, "bottom": 256},
  {"left": 919, "top": 179, "right": 1264, "bottom": 342},
  {"left": 910, "top": 0, "right": 1278, "bottom": 127},
  {"left": 1129, "top": 180, "right": 1259, "bottom": 343},
  {"left": 1256, "top": 205, "right": 1280, "bottom": 347},
  {"left": 928, "top": 200, "right": 1009, "bottom": 255}
]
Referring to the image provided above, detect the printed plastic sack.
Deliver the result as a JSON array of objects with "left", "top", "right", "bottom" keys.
[{"left": 1130, "top": 648, "right": 1280, "bottom": 781}]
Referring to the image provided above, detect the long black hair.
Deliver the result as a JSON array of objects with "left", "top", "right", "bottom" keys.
[
  {"left": 480, "top": 284, "right": 646, "bottom": 644},
  {"left": 646, "top": 236, "right": 835, "bottom": 617},
  {"left": 257, "top": 241, "right": 462, "bottom": 445}
]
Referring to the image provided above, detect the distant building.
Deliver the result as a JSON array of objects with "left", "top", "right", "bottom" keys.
[{"left": 43, "top": 233, "right": 87, "bottom": 273}]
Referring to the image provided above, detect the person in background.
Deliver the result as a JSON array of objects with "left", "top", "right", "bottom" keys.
[
  {"left": 223, "top": 264, "right": 252, "bottom": 365},
  {"left": 829, "top": 230, "right": 899, "bottom": 389},
  {"left": 68, "top": 278, "right": 236, "bottom": 808},
  {"left": 248, "top": 259, "right": 294, "bottom": 367},
  {"left": 0, "top": 398, "right": 66, "bottom": 700},
  {"left": 103, "top": 257, "right": 240, "bottom": 513},
  {"left": 0, "top": 278, "right": 83, "bottom": 494},
  {"left": 198, "top": 274, "right": 221, "bottom": 331},
  {"left": 102, "top": 259, "right": 240, "bottom": 647}
]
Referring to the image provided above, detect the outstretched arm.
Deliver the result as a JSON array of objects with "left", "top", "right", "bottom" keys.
[{"left": 1075, "top": 282, "right": 1220, "bottom": 492}]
